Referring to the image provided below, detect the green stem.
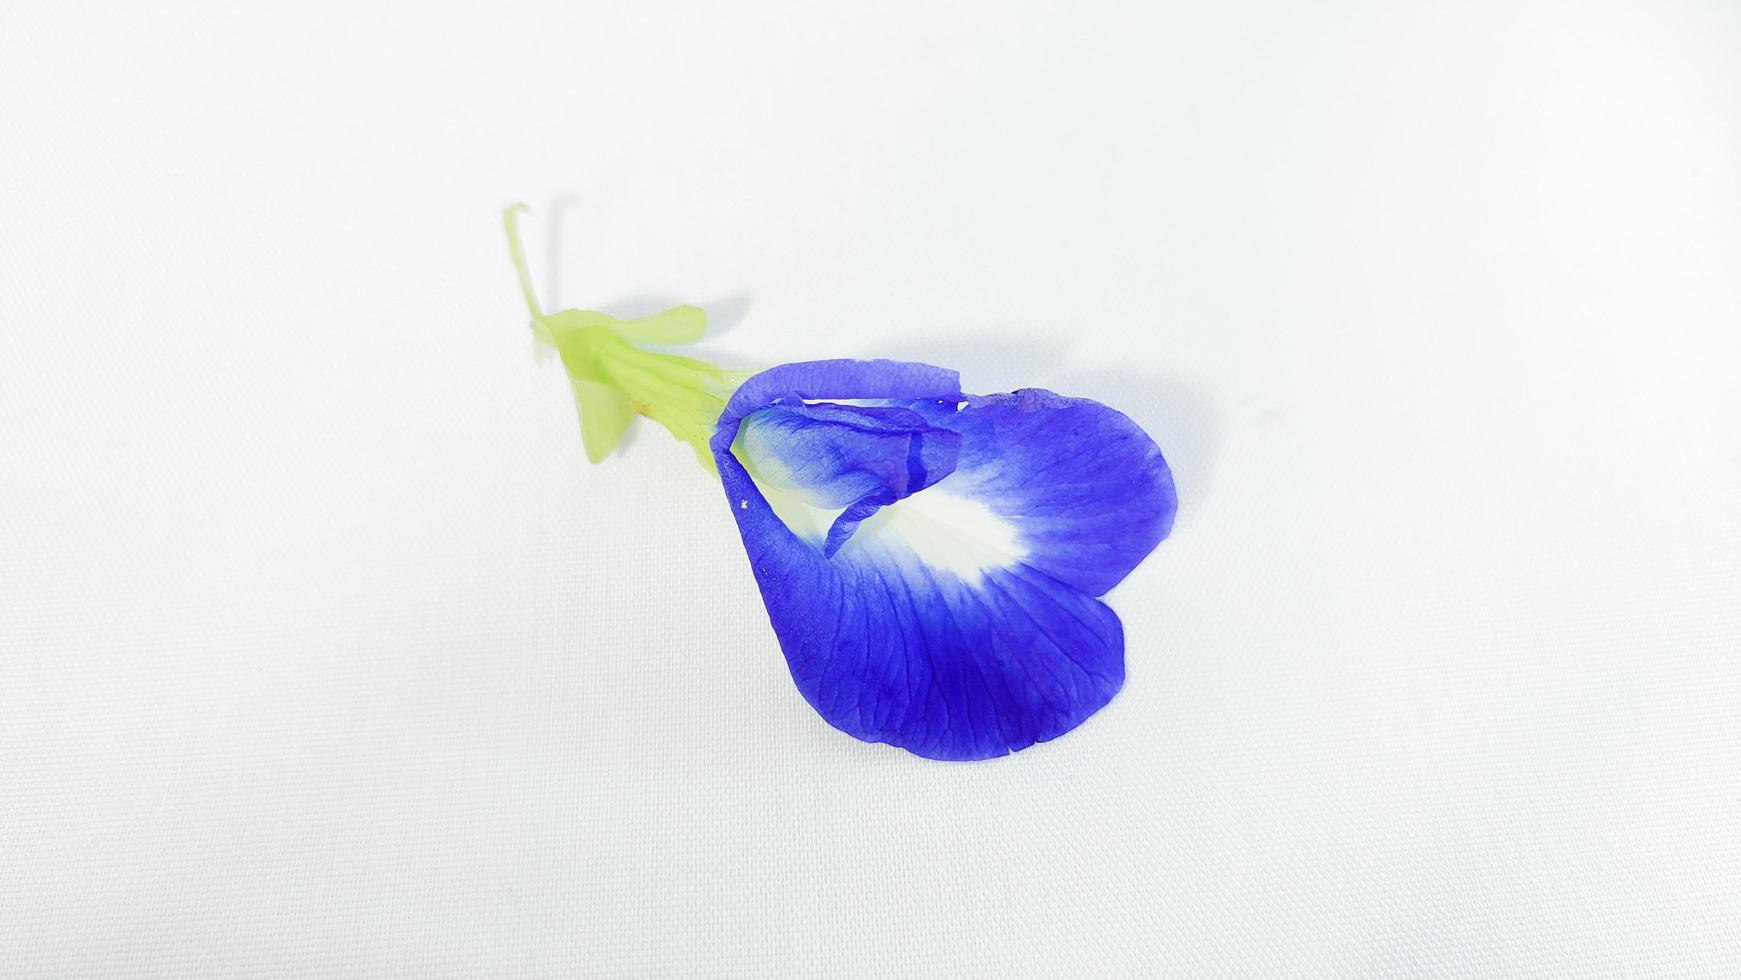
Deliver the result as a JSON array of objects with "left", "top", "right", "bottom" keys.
[{"left": 503, "top": 204, "right": 547, "bottom": 321}]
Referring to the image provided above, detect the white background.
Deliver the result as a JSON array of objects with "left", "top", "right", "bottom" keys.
[{"left": 3, "top": 2, "right": 1739, "bottom": 976}]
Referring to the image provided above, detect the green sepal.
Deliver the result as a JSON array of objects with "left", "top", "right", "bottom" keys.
[
  {"left": 613, "top": 305, "right": 708, "bottom": 345},
  {"left": 572, "top": 378, "right": 637, "bottom": 464},
  {"left": 505, "top": 205, "right": 742, "bottom": 470}
]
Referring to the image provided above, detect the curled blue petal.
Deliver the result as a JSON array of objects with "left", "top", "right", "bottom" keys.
[
  {"left": 712, "top": 359, "right": 1175, "bottom": 761},
  {"left": 738, "top": 402, "right": 961, "bottom": 556}
]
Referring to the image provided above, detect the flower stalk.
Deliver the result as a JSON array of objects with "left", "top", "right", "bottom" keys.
[{"left": 503, "top": 205, "right": 744, "bottom": 470}]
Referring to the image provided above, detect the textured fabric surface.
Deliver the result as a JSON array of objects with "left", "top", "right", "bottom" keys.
[{"left": 3, "top": 1, "right": 1740, "bottom": 976}]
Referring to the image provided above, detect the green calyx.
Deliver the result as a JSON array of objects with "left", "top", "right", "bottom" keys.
[{"left": 503, "top": 205, "right": 745, "bottom": 470}]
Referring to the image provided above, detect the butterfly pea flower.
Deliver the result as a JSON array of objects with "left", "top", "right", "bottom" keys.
[{"left": 505, "top": 207, "right": 1176, "bottom": 760}]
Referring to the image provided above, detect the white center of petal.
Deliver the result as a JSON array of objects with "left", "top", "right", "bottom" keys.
[
  {"left": 845, "top": 483, "right": 1025, "bottom": 585},
  {"left": 735, "top": 420, "right": 1026, "bottom": 578}
]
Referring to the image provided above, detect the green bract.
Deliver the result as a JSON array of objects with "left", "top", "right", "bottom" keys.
[{"left": 504, "top": 205, "right": 744, "bottom": 469}]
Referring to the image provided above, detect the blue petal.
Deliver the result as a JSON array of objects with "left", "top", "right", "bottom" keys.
[
  {"left": 712, "top": 359, "right": 1175, "bottom": 760},
  {"left": 904, "top": 388, "right": 1176, "bottom": 596}
]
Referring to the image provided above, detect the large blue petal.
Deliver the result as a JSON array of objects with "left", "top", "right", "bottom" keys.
[{"left": 711, "top": 359, "right": 1175, "bottom": 760}]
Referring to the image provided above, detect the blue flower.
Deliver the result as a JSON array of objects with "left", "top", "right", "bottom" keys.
[
  {"left": 713, "top": 360, "right": 1175, "bottom": 760},
  {"left": 504, "top": 207, "right": 1176, "bottom": 760}
]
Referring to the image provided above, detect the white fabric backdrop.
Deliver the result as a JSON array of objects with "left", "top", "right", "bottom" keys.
[{"left": 3, "top": 1, "right": 1738, "bottom": 976}]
